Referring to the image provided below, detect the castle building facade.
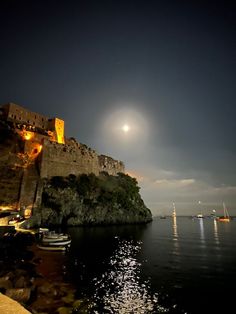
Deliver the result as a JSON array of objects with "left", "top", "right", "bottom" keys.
[{"left": 0, "top": 103, "right": 124, "bottom": 215}]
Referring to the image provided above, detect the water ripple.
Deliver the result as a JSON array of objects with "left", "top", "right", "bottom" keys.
[{"left": 89, "top": 239, "right": 168, "bottom": 314}]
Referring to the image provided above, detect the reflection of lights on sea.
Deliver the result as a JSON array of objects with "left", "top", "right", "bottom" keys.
[
  {"left": 90, "top": 239, "right": 168, "bottom": 313},
  {"left": 199, "top": 218, "right": 205, "bottom": 246},
  {"left": 172, "top": 216, "right": 180, "bottom": 258},
  {"left": 214, "top": 219, "right": 220, "bottom": 246},
  {"left": 173, "top": 216, "right": 178, "bottom": 241}
]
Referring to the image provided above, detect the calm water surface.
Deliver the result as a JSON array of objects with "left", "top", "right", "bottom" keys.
[{"left": 65, "top": 217, "right": 236, "bottom": 313}]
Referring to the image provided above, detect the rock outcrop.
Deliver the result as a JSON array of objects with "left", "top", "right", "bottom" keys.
[{"left": 22, "top": 173, "right": 152, "bottom": 228}]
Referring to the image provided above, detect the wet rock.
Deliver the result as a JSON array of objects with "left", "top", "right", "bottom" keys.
[
  {"left": 29, "top": 295, "right": 64, "bottom": 313},
  {"left": 37, "top": 282, "right": 53, "bottom": 294},
  {"left": 0, "top": 277, "right": 13, "bottom": 290},
  {"left": 72, "top": 300, "right": 83, "bottom": 308},
  {"left": 15, "top": 269, "right": 28, "bottom": 277},
  {"left": 72, "top": 299, "right": 90, "bottom": 314},
  {"left": 57, "top": 307, "right": 72, "bottom": 314},
  {"left": 6, "top": 287, "right": 31, "bottom": 303},
  {"left": 4, "top": 271, "right": 15, "bottom": 281},
  {"left": 15, "top": 276, "right": 31, "bottom": 288},
  {"left": 62, "top": 292, "right": 75, "bottom": 304}
]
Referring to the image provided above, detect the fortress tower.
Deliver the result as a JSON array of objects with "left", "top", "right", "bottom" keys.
[{"left": 0, "top": 102, "right": 65, "bottom": 144}]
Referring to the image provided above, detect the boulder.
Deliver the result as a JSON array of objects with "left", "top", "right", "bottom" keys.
[
  {"left": 5, "top": 288, "right": 31, "bottom": 303},
  {"left": 0, "top": 277, "right": 13, "bottom": 290}
]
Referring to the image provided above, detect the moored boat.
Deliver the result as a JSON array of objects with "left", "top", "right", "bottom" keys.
[
  {"left": 39, "top": 230, "right": 69, "bottom": 241},
  {"left": 217, "top": 217, "right": 230, "bottom": 222},
  {"left": 196, "top": 214, "right": 204, "bottom": 218},
  {"left": 160, "top": 215, "right": 167, "bottom": 219},
  {"left": 217, "top": 203, "right": 230, "bottom": 222},
  {"left": 37, "top": 230, "right": 71, "bottom": 251},
  {"left": 42, "top": 234, "right": 70, "bottom": 242},
  {"left": 42, "top": 239, "right": 71, "bottom": 246},
  {"left": 37, "top": 244, "right": 67, "bottom": 251}
]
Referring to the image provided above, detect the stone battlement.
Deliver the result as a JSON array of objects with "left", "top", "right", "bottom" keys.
[{"left": 0, "top": 102, "right": 65, "bottom": 144}]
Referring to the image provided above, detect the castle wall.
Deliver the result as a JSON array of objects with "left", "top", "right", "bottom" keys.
[
  {"left": 39, "top": 140, "right": 124, "bottom": 178},
  {"left": 0, "top": 103, "right": 125, "bottom": 213},
  {"left": 2, "top": 103, "right": 49, "bottom": 130},
  {"left": 39, "top": 140, "right": 100, "bottom": 178},
  {"left": 98, "top": 155, "right": 125, "bottom": 175},
  {"left": 1, "top": 103, "right": 65, "bottom": 145}
]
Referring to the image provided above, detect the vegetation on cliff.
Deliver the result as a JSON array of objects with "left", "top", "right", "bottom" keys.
[{"left": 26, "top": 172, "right": 152, "bottom": 227}]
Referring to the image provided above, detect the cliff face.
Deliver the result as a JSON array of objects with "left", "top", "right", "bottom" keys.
[{"left": 22, "top": 173, "right": 152, "bottom": 227}]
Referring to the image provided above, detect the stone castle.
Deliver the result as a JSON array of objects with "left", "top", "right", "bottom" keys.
[{"left": 0, "top": 103, "right": 124, "bottom": 216}]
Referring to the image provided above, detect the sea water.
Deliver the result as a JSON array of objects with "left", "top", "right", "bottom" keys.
[{"left": 66, "top": 217, "right": 236, "bottom": 313}]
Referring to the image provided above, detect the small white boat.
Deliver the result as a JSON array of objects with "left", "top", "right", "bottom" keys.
[
  {"left": 196, "top": 214, "right": 204, "bottom": 218},
  {"left": 42, "top": 235, "right": 69, "bottom": 242},
  {"left": 37, "top": 230, "right": 71, "bottom": 251},
  {"left": 37, "top": 244, "right": 67, "bottom": 251},
  {"left": 39, "top": 227, "right": 49, "bottom": 233},
  {"left": 41, "top": 230, "right": 69, "bottom": 242},
  {"left": 42, "top": 239, "right": 71, "bottom": 246}
]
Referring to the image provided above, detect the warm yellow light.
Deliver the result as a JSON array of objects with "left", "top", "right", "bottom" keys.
[
  {"left": 122, "top": 124, "right": 130, "bottom": 132},
  {"left": 38, "top": 144, "right": 42, "bottom": 153},
  {"left": 24, "top": 134, "right": 31, "bottom": 140},
  {"left": 22, "top": 131, "right": 34, "bottom": 141},
  {"left": 0, "top": 206, "right": 13, "bottom": 211}
]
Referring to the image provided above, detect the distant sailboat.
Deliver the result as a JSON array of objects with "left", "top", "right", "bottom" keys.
[
  {"left": 217, "top": 203, "right": 230, "bottom": 222},
  {"left": 172, "top": 203, "right": 176, "bottom": 218},
  {"left": 196, "top": 213, "right": 204, "bottom": 219},
  {"left": 196, "top": 200, "right": 204, "bottom": 218}
]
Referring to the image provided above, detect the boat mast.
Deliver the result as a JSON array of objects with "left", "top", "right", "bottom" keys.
[{"left": 223, "top": 202, "right": 229, "bottom": 218}]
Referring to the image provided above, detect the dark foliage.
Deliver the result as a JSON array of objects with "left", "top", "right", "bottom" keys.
[{"left": 45, "top": 172, "right": 143, "bottom": 210}]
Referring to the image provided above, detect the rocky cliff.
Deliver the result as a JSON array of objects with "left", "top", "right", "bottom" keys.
[{"left": 22, "top": 173, "right": 152, "bottom": 228}]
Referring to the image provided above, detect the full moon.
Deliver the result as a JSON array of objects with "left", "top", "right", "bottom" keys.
[
  {"left": 102, "top": 107, "right": 149, "bottom": 145},
  {"left": 122, "top": 124, "right": 130, "bottom": 132}
]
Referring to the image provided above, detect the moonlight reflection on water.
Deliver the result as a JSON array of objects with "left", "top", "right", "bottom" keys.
[{"left": 90, "top": 239, "right": 168, "bottom": 314}]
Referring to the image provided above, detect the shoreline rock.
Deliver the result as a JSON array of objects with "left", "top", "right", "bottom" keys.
[{"left": 0, "top": 231, "right": 90, "bottom": 314}]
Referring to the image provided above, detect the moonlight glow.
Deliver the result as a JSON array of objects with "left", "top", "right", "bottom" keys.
[
  {"left": 102, "top": 107, "right": 150, "bottom": 148},
  {"left": 122, "top": 124, "right": 130, "bottom": 133}
]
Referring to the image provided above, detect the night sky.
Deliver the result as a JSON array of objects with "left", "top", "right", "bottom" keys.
[{"left": 1, "top": 0, "right": 235, "bottom": 215}]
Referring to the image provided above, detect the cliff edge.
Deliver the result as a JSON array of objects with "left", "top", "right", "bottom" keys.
[{"left": 22, "top": 172, "right": 152, "bottom": 228}]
